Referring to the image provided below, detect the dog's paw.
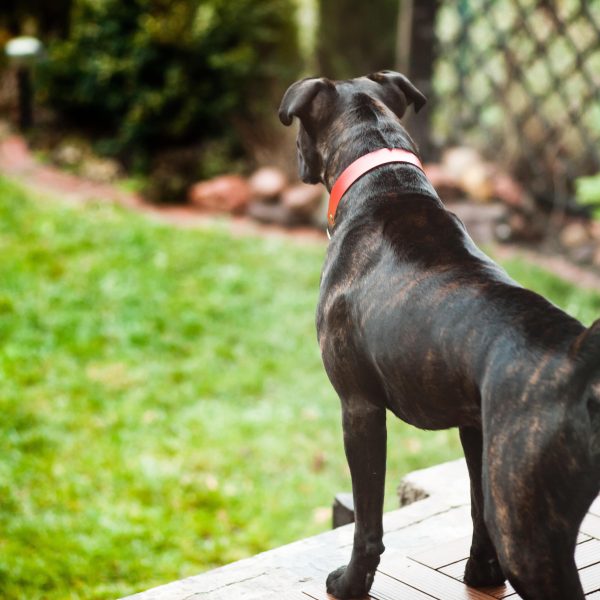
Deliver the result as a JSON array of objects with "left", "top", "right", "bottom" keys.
[
  {"left": 464, "top": 555, "right": 506, "bottom": 587},
  {"left": 326, "top": 565, "right": 373, "bottom": 599}
]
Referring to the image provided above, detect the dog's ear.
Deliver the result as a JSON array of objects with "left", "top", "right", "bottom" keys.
[
  {"left": 368, "top": 70, "right": 427, "bottom": 116},
  {"left": 278, "top": 77, "right": 336, "bottom": 129}
]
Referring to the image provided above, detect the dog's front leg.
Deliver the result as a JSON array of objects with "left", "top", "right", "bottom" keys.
[
  {"left": 327, "top": 400, "right": 386, "bottom": 599},
  {"left": 459, "top": 426, "right": 505, "bottom": 587}
]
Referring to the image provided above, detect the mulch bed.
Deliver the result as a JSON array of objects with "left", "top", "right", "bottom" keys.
[{"left": 1, "top": 133, "right": 599, "bottom": 290}]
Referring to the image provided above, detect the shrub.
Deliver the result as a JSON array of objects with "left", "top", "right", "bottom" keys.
[
  {"left": 317, "top": 0, "right": 398, "bottom": 78},
  {"left": 576, "top": 174, "right": 600, "bottom": 219},
  {"left": 37, "top": 0, "right": 301, "bottom": 167}
]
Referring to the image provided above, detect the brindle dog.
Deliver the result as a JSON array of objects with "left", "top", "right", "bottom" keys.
[{"left": 278, "top": 71, "right": 600, "bottom": 600}]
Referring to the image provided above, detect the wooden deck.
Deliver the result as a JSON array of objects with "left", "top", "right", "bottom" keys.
[
  {"left": 306, "top": 499, "right": 600, "bottom": 600},
  {"left": 123, "top": 461, "right": 600, "bottom": 600}
]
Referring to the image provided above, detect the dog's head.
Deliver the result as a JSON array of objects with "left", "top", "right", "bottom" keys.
[{"left": 278, "top": 71, "right": 427, "bottom": 184}]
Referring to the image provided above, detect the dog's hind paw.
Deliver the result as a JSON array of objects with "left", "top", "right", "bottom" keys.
[
  {"left": 326, "top": 565, "right": 373, "bottom": 599},
  {"left": 464, "top": 556, "right": 506, "bottom": 588}
]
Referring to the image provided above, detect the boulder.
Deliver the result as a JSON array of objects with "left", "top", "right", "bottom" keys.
[
  {"left": 246, "top": 200, "right": 307, "bottom": 227},
  {"left": 593, "top": 246, "right": 600, "bottom": 268},
  {"left": 423, "top": 163, "right": 463, "bottom": 200},
  {"left": 442, "top": 146, "right": 483, "bottom": 179},
  {"left": 560, "top": 221, "right": 590, "bottom": 249},
  {"left": 188, "top": 175, "right": 251, "bottom": 213},
  {"left": 248, "top": 167, "right": 288, "bottom": 201},
  {"left": 441, "top": 146, "right": 525, "bottom": 206},
  {"left": 459, "top": 162, "right": 496, "bottom": 203},
  {"left": 53, "top": 141, "right": 85, "bottom": 167},
  {"left": 570, "top": 243, "right": 595, "bottom": 265},
  {"left": 281, "top": 183, "right": 324, "bottom": 216},
  {"left": 434, "top": 148, "right": 497, "bottom": 204},
  {"left": 589, "top": 220, "right": 600, "bottom": 241},
  {"left": 447, "top": 201, "right": 508, "bottom": 244},
  {"left": 492, "top": 172, "right": 527, "bottom": 208},
  {"left": 80, "top": 157, "right": 121, "bottom": 183}
]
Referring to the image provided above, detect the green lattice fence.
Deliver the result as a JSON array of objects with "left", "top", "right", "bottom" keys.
[{"left": 432, "top": 0, "right": 600, "bottom": 206}]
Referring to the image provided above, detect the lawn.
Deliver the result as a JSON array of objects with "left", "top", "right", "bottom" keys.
[{"left": 1, "top": 177, "right": 599, "bottom": 599}]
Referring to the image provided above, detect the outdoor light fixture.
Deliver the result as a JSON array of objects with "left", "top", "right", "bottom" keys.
[{"left": 5, "top": 36, "right": 44, "bottom": 131}]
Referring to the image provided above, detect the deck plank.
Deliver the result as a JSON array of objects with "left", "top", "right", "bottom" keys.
[
  {"left": 370, "top": 572, "right": 451, "bottom": 600},
  {"left": 440, "top": 538, "right": 600, "bottom": 583},
  {"left": 379, "top": 558, "right": 496, "bottom": 599},
  {"left": 407, "top": 536, "right": 471, "bottom": 569},
  {"left": 438, "top": 559, "right": 514, "bottom": 598},
  {"left": 121, "top": 462, "right": 600, "bottom": 600},
  {"left": 580, "top": 562, "right": 600, "bottom": 595},
  {"left": 304, "top": 571, "right": 445, "bottom": 600},
  {"left": 582, "top": 514, "right": 600, "bottom": 539}
]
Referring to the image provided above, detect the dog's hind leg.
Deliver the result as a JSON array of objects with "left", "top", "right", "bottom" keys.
[
  {"left": 484, "top": 494, "right": 584, "bottom": 599},
  {"left": 459, "top": 426, "right": 506, "bottom": 587},
  {"left": 483, "top": 435, "right": 586, "bottom": 600},
  {"left": 326, "top": 399, "right": 386, "bottom": 600}
]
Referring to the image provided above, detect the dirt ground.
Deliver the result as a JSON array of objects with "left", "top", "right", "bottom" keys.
[{"left": 1, "top": 132, "right": 599, "bottom": 291}]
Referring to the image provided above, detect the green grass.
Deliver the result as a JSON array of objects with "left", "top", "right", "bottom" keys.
[{"left": 1, "top": 177, "right": 599, "bottom": 599}]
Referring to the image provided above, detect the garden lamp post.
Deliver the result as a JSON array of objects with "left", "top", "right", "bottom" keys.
[{"left": 5, "top": 36, "right": 44, "bottom": 131}]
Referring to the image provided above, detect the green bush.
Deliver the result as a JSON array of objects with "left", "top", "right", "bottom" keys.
[
  {"left": 317, "top": 0, "right": 398, "bottom": 79},
  {"left": 576, "top": 173, "right": 600, "bottom": 219},
  {"left": 37, "top": 0, "right": 301, "bottom": 165}
]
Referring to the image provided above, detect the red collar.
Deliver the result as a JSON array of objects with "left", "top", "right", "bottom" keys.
[{"left": 327, "top": 148, "right": 425, "bottom": 229}]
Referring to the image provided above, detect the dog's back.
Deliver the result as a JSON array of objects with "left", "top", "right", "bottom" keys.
[{"left": 318, "top": 173, "right": 593, "bottom": 426}]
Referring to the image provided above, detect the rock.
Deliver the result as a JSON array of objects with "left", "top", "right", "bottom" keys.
[
  {"left": 423, "top": 163, "right": 463, "bottom": 200},
  {"left": 246, "top": 200, "right": 307, "bottom": 226},
  {"left": 0, "top": 119, "right": 12, "bottom": 140},
  {"left": 507, "top": 213, "right": 529, "bottom": 239},
  {"left": 560, "top": 222, "right": 590, "bottom": 249},
  {"left": 332, "top": 493, "right": 354, "bottom": 528},
  {"left": 570, "top": 243, "right": 595, "bottom": 265},
  {"left": 397, "top": 458, "right": 470, "bottom": 507},
  {"left": 589, "top": 220, "right": 600, "bottom": 241},
  {"left": 447, "top": 201, "right": 507, "bottom": 244},
  {"left": 188, "top": 175, "right": 251, "bottom": 213},
  {"left": 53, "top": 141, "right": 85, "bottom": 167},
  {"left": 493, "top": 172, "right": 526, "bottom": 208},
  {"left": 280, "top": 183, "right": 324, "bottom": 216},
  {"left": 494, "top": 222, "right": 513, "bottom": 242},
  {"left": 459, "top": 163, "right": 496, "bottom": 203},
  {"left": 80, "top": 157, "right": 121, "bottom": 183},
  {"left": 441, "top": 147, "right": 497, "bottom": 203},
  {"left": 509, "top": 211, "right": 547, "bottom": 242},
  {"left": 442, "top": 146, "right": 483, "bottom": 179},
  {"left": 397, "top": 479, "right": 430, "bottom": 507},
  {"left": 248, "top": 167, "right": 287, "bottom": 201}
]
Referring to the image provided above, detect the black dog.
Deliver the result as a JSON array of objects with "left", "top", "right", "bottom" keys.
[{"left": 279, "top": 71, "right": 600, "bottom": 600}]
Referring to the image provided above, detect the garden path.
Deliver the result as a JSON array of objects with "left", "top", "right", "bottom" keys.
[
  {"left": 0, "top": 133, "right": 324, "bottom": 243},
  {"left": 1, "top": 133, "right": 599, "bottom": 290}
]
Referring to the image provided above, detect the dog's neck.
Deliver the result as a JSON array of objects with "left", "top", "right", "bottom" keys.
[{"left": 320, "top": 100, "right": 420, "bottom": 191}]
